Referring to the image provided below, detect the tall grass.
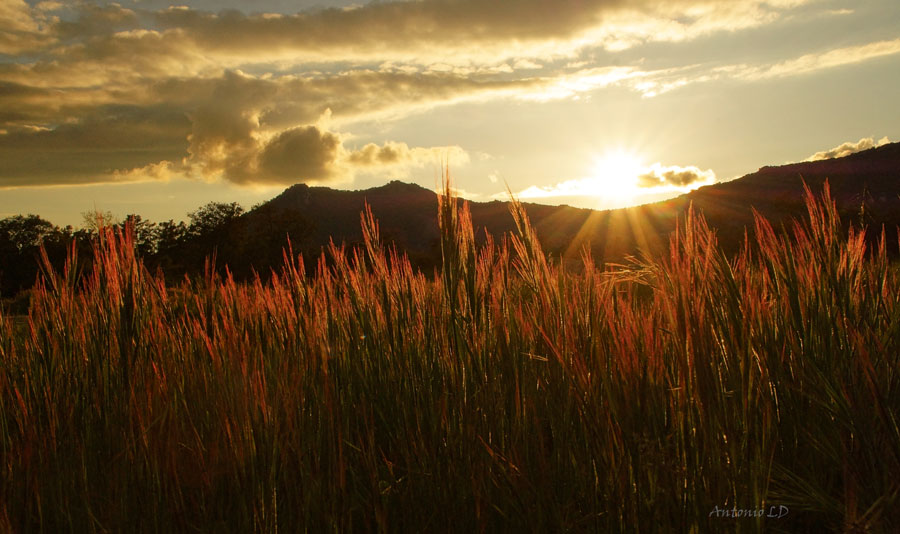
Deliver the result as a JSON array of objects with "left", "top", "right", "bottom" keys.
[{"left": 1, "top": 182, "right": 898, "bottom": 532}]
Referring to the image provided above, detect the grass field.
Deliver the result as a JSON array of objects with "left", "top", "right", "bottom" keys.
[{"left": 1, "top": 181, "right": 898, "bottom": 532}]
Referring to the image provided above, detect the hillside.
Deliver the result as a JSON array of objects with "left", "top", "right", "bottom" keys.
[
  {"left": 8, "top": 142, "right": 893, "bottom": 299},
  {"left": 658, "top": 141, "right": 900, "bottom": 254},
  {"left": 246, "top": 142, "right": 900, "bottom": 268}
]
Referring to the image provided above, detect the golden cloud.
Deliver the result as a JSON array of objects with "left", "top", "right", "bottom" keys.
[
  {"left": 200, "top": 122, "right": 469, "bottom": 187},
  {"left": 141, "top": 0, "right": 820, "bottom": 63},
  {"left": 0, "top": 0, "right": 844, "bottom": 189},
  {"left": 623, "top": 37, "right": 900, "bottom": 97},
  {"left": 0, "top": 68, "right": 508, "bottom": 187},
  {"left": 807, "top": 136, "right": 891, "bottom": 161},
  {"left": 0, "top": 104, "right": 191, "bottom": 187},
  {"left": 734, "top": 38, "right": 900, "bottom": 81},
  {"left": 4, "top": 0, "right": 821, "bottom": 77},
  {"left": 635, "top": 164, "right": 716, "bottom": 189},
  {"left": 0, "top": 0, "right": 55, "bottom": 54}
]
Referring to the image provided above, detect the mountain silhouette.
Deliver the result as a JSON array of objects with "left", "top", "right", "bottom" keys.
[
  {"left": 245, "top": 141, "right": 900, "bottom": 269},
  {"left": 3, "top": 141, "right": 899, "bottom": 303}
]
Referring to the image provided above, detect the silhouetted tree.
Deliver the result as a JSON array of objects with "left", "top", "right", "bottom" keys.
[
  {"left": 149, "top": 220, "right": 189, "bottom": 282},
  {"left": 0, "top": 215, "right": 77, "bottom": 297},
  {"left": 80, "top": 210, "right": 119, "bottom": 234},
  {"left": 119, "top": 214, "right": 157, "bottom": 257},
  {"left": 0, "top": 215, "right": 56, "bottom": 252},
  {"left": 154, "top": 220, "right": 188, "bottom": 255},
  {"left": 180, "top": 202, "right": 245, "bottom": 275},
  {"left": 188, "top": 202, "right": 244, "bottom": 240}
]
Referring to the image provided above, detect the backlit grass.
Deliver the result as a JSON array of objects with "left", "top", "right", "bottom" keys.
[{"left": 1, "top": 179, "right": 898, "bottom": 532}]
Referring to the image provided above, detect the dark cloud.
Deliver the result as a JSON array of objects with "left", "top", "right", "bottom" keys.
[
  {"left": 256, "top": 126, "right": 341, "bottom": 184},
  {"left": 0, "top": 80, "right": 137, "bottom": 132},
  {"left": 172, "top": 70, "right": 492, "bottom": 183},
  {"left": 635, "top": 164, "right": 715, "bottom": 189},
  {"left": 0, "top": 81, "right": 52, "bottom": 127},
  {"left": 0, "top": 68, "right": 517, "bottom": 186},
  {"left": 2, "top": 65, "right": 534, "bottom": 133},
  {"left": 54, "top": 3, "right": 140, "bottom": 40},
  {"left": 0, "top": 105, "right": 190, "bottom": 186},
  {"left": 6, "top": 0, "right": 814, "bottom": 60},
  {"left": 807, "top": 136, "right": 890, "bottom": 161},
  {"left": 152, "top": 1, "right": 622, "bottom": 55},
  {"left": 0, "top": 80, "right": 44, "bottom": 99},
  {"left": 251, "top": 71, "right": 535, "bottom": 129},
  {"left": 215, "top": 125, "right": 456, "bottom": 186},
  {"left": 182, "top": 71, "right": 279, "bottom": 180},
  {"left": 0, "top": 0, "right": 819, "bottom": 189},
  {"left": 138, "top": 0, "right": 818, "bottom": 65}
]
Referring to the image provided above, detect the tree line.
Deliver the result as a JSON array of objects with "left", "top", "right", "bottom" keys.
[{"left": 0, "top": 201, "right": 314, "bottom": 308}]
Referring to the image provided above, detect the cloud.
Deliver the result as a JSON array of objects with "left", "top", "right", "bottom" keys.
[
  {"left": 110, "top": 160, "right": 179, "bottom": 183},
  {"left": 0, "top": 0, "right": 40, "bottom": 31},
  {"left": 0, "top": 104, "right": 191, "bottom": 187},
  {"left": 144, "top": 0, "right": 819, "bottom": 63},
  {"left": 0, "top": 65, "right": 535, "bottom": 133},
  {"left": 520, "top": 66, "right": 647, "bottom": 101},
  {"left": 807, "top": 136, "right": 891, "bottom": 161},
  {"left": 733, "top": 39, "right": 900, "bottom": 81},
  {"left": 0, "top": 110, "right": 469, "bottom": 188},
  {"left": 256, "top": 126, "right": 341, "bottom": 184},
  {"left": 0, "top": 68, "right": 498, "bottom": 187},
  {"left": 514, "top": 59, "right": 543, "bottom": 70},
  {"left": 53, "top": 3, "right": 140, "bottom": 40},
  {"left": 430, "top": 185, "right": 482, "bottom": 200},
  {"left": 168, "top": 70, "right": 484, "bottom": 184},
  {"left": 346, "top": 141, "right": 468, "bottom": 169},
  {"left": 149, "top": 1, "right": 614, "bottom": 59},
  {"left": 1, "top": 0, "right": 832, "bottom": 95},
  {"left": 0, "top": 0, "right": 849, "bottom": 190},
  {"left": 1, "top": 1, "right": 834, "bottom": 108},
  {"left": 182, "top": 71, "right": 279, "bottom": 181},
  {"left": 625, "top": 38, "right": 900, "bottom": 97},
  {"left": 2, "top": 0, "right": 820, "bottom": 78},
  {"left": 0, "top": 0, "right": 55, "bottom": 54},
  {"left": 517, "top": 36, "right": 900, "bottom": 101},
  {"left": 228, "top": 125, "right": 469, "bottom": 186},
  {"left": 187, "top": 109, "right": 470, "bottom": 187},
  {"left": 575, "top": 0, "right": 815, "bottom": 52},
  {"left": 347, "top": 142, "right": 417, "bottom": 166},
  {"left": 635, "top": 164, "right": 716, "bottom": 188}
]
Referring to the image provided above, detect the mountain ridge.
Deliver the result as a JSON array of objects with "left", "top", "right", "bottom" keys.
[{"left": 246, "top": 141, "right": 900, "bottom": 268}]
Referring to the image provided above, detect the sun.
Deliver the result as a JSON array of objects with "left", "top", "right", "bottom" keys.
[{"left": 587, "top": 150, "right": 645, "bottom": 200}]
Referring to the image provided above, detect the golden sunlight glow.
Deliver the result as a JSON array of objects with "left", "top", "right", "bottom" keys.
[
  {"left": 587, "top": 150, "right": 645, "bottom": 200},
  {"left": 512, "top": 149, "right": 715, "bottom": 210},
  {"left": 510, "top": 149, "right": 652, "bottom": 206}
]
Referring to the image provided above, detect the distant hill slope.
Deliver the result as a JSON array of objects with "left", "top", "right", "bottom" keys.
[
  {"left": 245, "top": 142, "right": 900, "bottom": 269},
  {"left": 656, "top": 141, "right": 900, "bottom": 255}
]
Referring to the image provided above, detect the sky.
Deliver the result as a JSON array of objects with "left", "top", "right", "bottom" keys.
[{"left": 1, "top": 0, "right": 899, "bottom": 227}]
